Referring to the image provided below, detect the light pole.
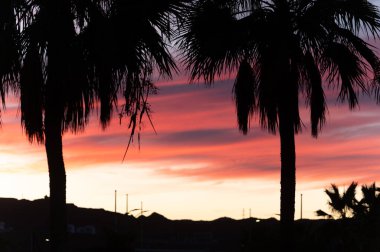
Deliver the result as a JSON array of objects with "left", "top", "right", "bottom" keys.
[
  {"left": 114, "top": 190, "right": 117, "bottom": 231},
  {"left": 300, "top": 193, "right": 303, "bottom": 220},
  {"left": 114, "top": 190, "right": 117, "bottom": 213},
  {"left": 141, "top": 201, "right": 143, "bottom": 217},
  {"left": 126, "top": 194, "right": 128, "bottom": 214}
]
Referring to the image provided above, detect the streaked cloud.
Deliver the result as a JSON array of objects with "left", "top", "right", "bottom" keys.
[{"left": 0, "top": 50, "right": 379, "bottom": 220}]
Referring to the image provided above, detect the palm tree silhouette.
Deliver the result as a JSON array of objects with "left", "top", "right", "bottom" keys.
[
  {"left": 16, "top": 0, "right": 185, "bottom": 251},
  {"left": 357, "top": 182, "right": 380, "bottom": 250},
  {"left": 320, "top": 182, "right": 380, "bottom": 220},
  {"left": 357, "top": 183, "right": 380, "bottom": 219},
  {"left": 325, "top": 182, "right": 358, "bottom": 219},
  {"left": 178, "top": 0, "right": 380, "bottom": 247}
]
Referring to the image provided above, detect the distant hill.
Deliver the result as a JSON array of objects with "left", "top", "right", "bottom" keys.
[
  {"left": 2, "top": 198, "right": 376, "bottom": 252},
  {"left": 0, "top": 197, "right": 264, "bottom": 251}
]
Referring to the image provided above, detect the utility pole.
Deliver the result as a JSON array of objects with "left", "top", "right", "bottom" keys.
[
  {"left": 300, "top": 193, "right": 303, "bottom": 220},
  {"left": 115, "top": 190, "right": 117, "bottom": 213},
  {"left": 140, "top": 201, "right": 144, "bottom": 247},
  {"left": 126, "top": 194, "right": 128, "bottom": 214},
  {"left": 114, "top": 190, "right": 117, "bottom": 231},
  {"left": 141, "top": 201, "right": 143, "bottom": 217}
]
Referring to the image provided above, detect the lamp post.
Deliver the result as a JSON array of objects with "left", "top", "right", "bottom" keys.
[
  {"left": 126, "top": 194, "right": 128, "bottom": 214},
  {"left": 114, "top": 190, "right": 117, "bottom": 231},
  {"left": 114, "top": 190, "right": 117, "bottom": 213},
  {"left": 300, "top": 193, "right": 303, "bottom": 220}
]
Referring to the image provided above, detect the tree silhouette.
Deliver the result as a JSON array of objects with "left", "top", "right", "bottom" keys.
[
  {"left": 178, "top": 0, "right": 380, "bottom": 248},
  {"left": 355, "top": 182, "right": 380, "bottom": 219},
  {"left": 319, "top": 182, "right": 380, "bottom": 220},
  {"left": 14, "top": 0, "right": 186, "bottom": 251},
  {"left": 325, "top": 182, "right": 358, "bottom": 219},
  {"left": 357, "top": 182, "right": 380, "bottom": 250}
]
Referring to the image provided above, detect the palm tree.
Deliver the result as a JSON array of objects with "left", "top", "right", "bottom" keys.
[
  {"left": 357, "top": 183, "right": 380, "bottom": 219},
  {"left": 178, "top": 0, "right": 380, "bottom": 247},
  {"left": 325, "top": 182, "right": 358, "bottom": 219},
  {"left": 320, "top": 182, "right": 380, "bottom": 220},
  {"left": 358, "top": 182, "right": 380, "bottom": 250},
  {"left": 16, "top": 0, "right": 186, "bottom": 251}
]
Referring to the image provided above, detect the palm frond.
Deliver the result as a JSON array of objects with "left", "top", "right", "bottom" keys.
[
  {"left": 335, "top": 27, "right": 380, "bottom": 80},
  {"left": 343, "top": 181, "right": 358, "bottom": 208},
  {"left": 361, "top": 183, "right": 377, "bottom": 205},
  {"left": 288, "top": 59, "right": 302, "bottom": 134},
  {"left": 325, "top": 184, "right": 345, "bottom": 217},
  {"left": 302, "top": 51, "right": 326, "bottom": 137},
  {"left": 135, "top": 0, "right": 190, "bottom": 38},
  {"left": 233, "top": 60, "right": 256, "bottom": 134},
  {"left": 80, "top": 0, "right": 177, "bottom": 136},
  {"left": 121, "top": 72, "right": 157, "bottom": 160},
  {"left": 295, "top": 0, "right": 330, "bottom": 53},
  {"left": 257, "top": 48, "right": 278, "bottom": 134},
  {"left": 62, "top": 38, "right": 95, "bottom": 132},
  {"left": 322, "top": 42, "right": 367, "bottom": 109},
  {"left": 0, "top": 0, "right": 20, "bottom": 100},
  {"left": 178, "top": 0, "right": 244, "bottom": 82},
  {"left": 20, "top": 42, "right": 44, "bottom": 143},
  {"left": 308, "top": 0, "right": 380, "bottom": 37},
  {"left": 138, "top": 22, "right": 177, "bottom": 77},
  {"left": 330, "top": 27, "right": 380, "bottom": 106},
  {"left": 315, "top": 209, "right": 333, "bottom": 219},
  {"left": 333, "top": 0, "right": 380, "bottom": 36}
]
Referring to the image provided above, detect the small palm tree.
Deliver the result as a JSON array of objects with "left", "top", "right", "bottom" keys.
[
  {"left": 358, "top": 183, "right": 380, "bottom": 219},
  {"left": 325, "top": 182, "right": 358, "bottom": 219},
  {"left": 178, "top": 0, "right": 380, "bottom": 247}
]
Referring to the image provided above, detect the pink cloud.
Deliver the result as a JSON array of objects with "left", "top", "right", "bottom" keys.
[{"left": 1, "top": 74, "right": 379, "bottom": 189}]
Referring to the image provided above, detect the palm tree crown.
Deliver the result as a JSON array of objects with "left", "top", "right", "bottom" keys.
[
  {"left": 325, "top": 182, "right": 358, "bottom": 219},
  {"left": 179, "top": 0, "right": 380, "bottom": 135},
  {"left": 320, "top": 182, "right": 380, "bottom": 220},
  {"left": 19, "top": 0, "right": 186, "bottom": 140},
  {"left": 357, "top": 182, "right": 380, "bottom": 218}
]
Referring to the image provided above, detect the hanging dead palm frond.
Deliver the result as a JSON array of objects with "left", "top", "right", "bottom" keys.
[
  {"left": 20, "top": 42, "right": 44, "bottom": 143},
  {"left": 233, "top": 60, "right": 256, "bottom": 134},
  {"left": 303, "top": 51, "right": 326, "bottom": 137}
]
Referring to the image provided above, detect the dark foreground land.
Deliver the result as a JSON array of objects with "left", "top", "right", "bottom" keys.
[{"left": 0, "top": 198, "right": 379, "bottom": 251}]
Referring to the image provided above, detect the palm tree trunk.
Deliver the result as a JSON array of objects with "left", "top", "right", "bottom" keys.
[
  {"left": 45, "top": 1, "right": 70, "bottom": 250},
  {"left": 45, "top": 21, "right": 68, "bottom": 252},
  {"left": 45, "top": 104, "right": 67, "bottom": 252},
  {"left": 278, "top": 105, "right": 296, "bottom": 250}
]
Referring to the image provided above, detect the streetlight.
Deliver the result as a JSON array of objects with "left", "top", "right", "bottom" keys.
[
  {"left": 300, "top": 193, "right": 303, "bottom": 220},
  {"left": 126, "top": 194, "right": 128, "bottom": 214}
]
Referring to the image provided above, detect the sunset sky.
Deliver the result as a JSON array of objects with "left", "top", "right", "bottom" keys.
[{"left": 1, "top": 2, "right": 380, "bottom": 221}]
